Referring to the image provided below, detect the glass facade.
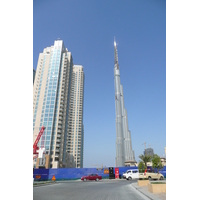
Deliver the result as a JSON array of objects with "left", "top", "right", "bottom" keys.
[{"left": 38, "top": 48, "right": 62, "bottom": 153}]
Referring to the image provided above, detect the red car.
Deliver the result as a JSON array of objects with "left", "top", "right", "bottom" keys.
[{"left": 81, "top": 174, "right": 102, "bottom": 181}]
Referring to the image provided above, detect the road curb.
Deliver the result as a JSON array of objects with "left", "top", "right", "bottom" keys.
[
  {"left": 33, "top": 182, "right": 58, "bottom": 187},
  {"left": 131, "top": 183, "right": 162, "bottom": 200}
]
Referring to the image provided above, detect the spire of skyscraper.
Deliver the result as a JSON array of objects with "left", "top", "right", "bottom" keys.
[{"left": 114, "top": 37, "right": 119, "bottom": 69}]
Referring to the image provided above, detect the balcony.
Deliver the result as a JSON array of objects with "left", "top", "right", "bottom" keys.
[
  {"left": 58, "top": 120, "right": 62, "bottom": 124},
  {"left": 55, "top": 148, "right": 60, "bottom": 152},
  {"left": 57, "top": 129, "right": 62, "bottom": 134},
  {"left": 59, "top": 116, "right": 63, "bottom": 120},
  {"left": 58, "top": 126, "right": 62, "bottom": 130}
]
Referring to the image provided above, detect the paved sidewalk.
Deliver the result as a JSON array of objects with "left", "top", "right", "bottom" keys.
[{"left": 132, "top": 182, "right": 166, "bottom": 200}]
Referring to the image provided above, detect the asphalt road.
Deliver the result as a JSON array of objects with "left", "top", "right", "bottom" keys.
[{"left": 33, "top": 179, "right": 150, "bottom": 200}]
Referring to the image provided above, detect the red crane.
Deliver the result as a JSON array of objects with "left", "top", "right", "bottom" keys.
[{"left": 33, "top": 126, "right": 45, "bottom": 155}]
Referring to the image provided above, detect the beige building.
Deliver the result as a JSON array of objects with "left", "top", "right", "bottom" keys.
[
  {"left": 33, "top": 40, "right": 84, "bottom": 168},
  {"left": 160, "top": 157, "right": 166, "bottom": 166},
  {"left": 143, "top": 158, "right": 166, "bottom": 167},
  {"left": 125, "top": 160, "right": 138, "bottom": 167},
  {"left": 65, "top": 65, "right": 84, "bottom": 168}
]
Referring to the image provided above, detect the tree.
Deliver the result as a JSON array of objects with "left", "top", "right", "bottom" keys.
[
  {"left": 138, "top": 161, "right": 145, "bottom": 173},
  {"left": 138, "top": 154, "right": 152, "bottom": 167},
  {"left": 151, "top": 154, "right": 163, "bottom": 172}
]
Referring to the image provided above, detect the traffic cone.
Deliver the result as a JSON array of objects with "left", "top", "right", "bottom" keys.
[{"left": 52, "top": 175, "right": 56, "bottom": 181}]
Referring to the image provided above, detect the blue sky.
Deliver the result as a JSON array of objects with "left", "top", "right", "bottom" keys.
[
  {"left": 2, "top": 1, "right": 200, "bottom": 199},
  {"left": 33, "top": 0, "right": 166, "bottom": 168}
]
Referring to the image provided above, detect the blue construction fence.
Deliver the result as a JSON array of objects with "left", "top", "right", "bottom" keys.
[{"left": 33, "top": 166, "right": 166, "bottom": 181}]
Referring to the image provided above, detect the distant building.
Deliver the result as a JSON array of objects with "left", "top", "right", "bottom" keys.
[
  {"left": 160, "top": 157, "right": 166, "bottom": 166},
  {"left": 125, "top": 160, "right": 137, "bottom": 167},
  {"left": 144, "top": 148, "right": 154, "bottom": 157},
  {"left": 146, "top": 157, "right": 166, "bottom": 167}
]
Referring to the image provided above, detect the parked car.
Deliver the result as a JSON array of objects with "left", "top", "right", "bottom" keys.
[
  {"left": 139, "top": 172, "right": 164, "bottom": 180},
  {"left": 122, "top": 169, "right": 139, "bottom": 180},
  {"left": 81, "top": 174, "right": 102, "bottom": 181}
]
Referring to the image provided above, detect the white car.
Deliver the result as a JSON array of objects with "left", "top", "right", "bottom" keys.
[{"left": 123, "top": 169, "right": 139, "bottom": 180}]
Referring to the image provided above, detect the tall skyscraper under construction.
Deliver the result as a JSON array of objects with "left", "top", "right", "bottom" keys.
[
  {"left": 33, "top": 40, "right": 84, "bottom": 168},
  {"left": 114, "top": 38, "right": 135, "bottom": 167}
]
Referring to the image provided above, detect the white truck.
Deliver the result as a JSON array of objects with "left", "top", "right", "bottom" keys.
[
  {"left": 139, "top": 171, "right": 164, "bottom": 180},
  {"left": 122, "top": 169, "right": 139, "bottom": 180}
]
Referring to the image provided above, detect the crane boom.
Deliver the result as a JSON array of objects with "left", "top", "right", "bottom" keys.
[
  {"left": 142, "top": 142, "right": 146, "bottom": 150},
  {"left": 33, "top": 126, "right": 45, "bottom": 154}
]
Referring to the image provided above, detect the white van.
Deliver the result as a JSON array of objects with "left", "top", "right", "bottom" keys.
[{"left": 123, "top": 169, "right": 139, "bottom": 180}]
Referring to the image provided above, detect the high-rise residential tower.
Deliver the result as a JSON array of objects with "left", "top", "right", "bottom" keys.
[
  {"left": 33, "top": 40, "right": 84, "bottom": 168},
  {"left": 66, "top": 65, "right": 84, "bottom": 168},
  {"left": 114, "top": 38, "right": 135, "bottom": 167}
]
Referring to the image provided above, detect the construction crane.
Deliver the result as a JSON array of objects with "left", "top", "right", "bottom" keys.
[
  {"left": 33, "top": 126, "right": 45, "bottom": 156},
  {"left": 142, "top": 142, "right": 146, "bottom": 150},
  {"left": 33, "top": 155, "right": 38, "bottom": 160}
]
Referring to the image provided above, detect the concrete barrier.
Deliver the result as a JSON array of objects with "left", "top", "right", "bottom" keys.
[
  {"left": 137, "top": 180, "right": 150, "bottom": 186},
  {"left": 148, "top": 183, "right": 166, "bottom": 193}
]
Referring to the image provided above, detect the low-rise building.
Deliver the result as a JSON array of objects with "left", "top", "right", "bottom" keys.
[{"left": 124, "top": 160, "right": 138, "bottom": 167}]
